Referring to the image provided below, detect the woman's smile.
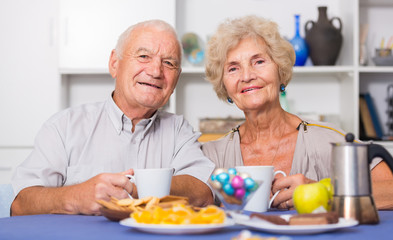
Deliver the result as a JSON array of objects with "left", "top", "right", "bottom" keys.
[{"left": 241, "top": 86, "right": 263, "bottom": 93}]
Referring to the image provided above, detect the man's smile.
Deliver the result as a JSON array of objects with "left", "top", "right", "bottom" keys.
[{"left": 138, "top": 82, "right": 162, "bottom": 89}]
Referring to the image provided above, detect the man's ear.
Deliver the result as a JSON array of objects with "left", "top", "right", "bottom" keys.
[{"left": 108, "top": 50, "right": 118, "bottom": 79}]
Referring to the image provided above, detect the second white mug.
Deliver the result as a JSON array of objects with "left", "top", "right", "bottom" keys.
[{"left": 235, "top": 165, "right": 286, "bottom": 212}]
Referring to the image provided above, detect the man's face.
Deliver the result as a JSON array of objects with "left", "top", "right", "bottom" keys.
[{"left": 110, "top": 26, "right": 181, "bottom": 113}]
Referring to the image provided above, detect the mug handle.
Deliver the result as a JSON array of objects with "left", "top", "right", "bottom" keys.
[
  {"left": 268, "top": 170, "right": 287, "bottom": 208},
  {"left": 125, "top": 174, "right": 135, "bottom": 199}
]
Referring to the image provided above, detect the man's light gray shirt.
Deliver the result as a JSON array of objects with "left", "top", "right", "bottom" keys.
[{"left": 12, "top": 96, "right": 215, "bottom": 196}]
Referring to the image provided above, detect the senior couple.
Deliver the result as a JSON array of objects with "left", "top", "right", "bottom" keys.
[{"left": 11, "top": 16, "right": 393, "bottom": 216}]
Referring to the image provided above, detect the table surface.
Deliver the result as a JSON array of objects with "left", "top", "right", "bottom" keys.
[{"left": 0, "top": 210, "right": 392, "bottom": 240}]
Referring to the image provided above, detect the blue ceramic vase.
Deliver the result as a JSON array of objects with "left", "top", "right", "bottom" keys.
[{"left": 290, "top": 15, "right": 309, "bottom": 66}]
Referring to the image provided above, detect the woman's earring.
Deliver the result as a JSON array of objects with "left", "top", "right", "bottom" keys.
[
  {"left": 227, "top": 97, "right": 233, "bottom": 104},
  {"left": 280, "top": 84, "right": 286, "bottom": 92}
]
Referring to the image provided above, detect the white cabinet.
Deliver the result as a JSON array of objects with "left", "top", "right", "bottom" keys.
[
  {"left": 0, "top": 0, "right": 61, "bottom": 183},
  {"left": 59, "top": 0, "right": 176, "bottom": 70},
  {"left": 59, "top": 0, "right": 176, "bottom": 109},
  {"left": 0, "top": 0, "right": 60, "bottom": 146}
]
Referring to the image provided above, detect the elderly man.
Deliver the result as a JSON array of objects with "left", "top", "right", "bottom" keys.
[{"left": 11, "top": 20, "right": 214, "bottom": 216}]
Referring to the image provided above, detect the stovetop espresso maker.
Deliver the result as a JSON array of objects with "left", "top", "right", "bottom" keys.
[{"left": 331, "top": 133, "right": 393, "bottom": 224}]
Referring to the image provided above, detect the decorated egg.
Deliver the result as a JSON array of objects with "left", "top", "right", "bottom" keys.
[
  {"left": 228, "top": 168, "right": 237, "bottom": 176},
  {"left": 213, "top": 168, "right": 227, "bottom": 176},
  {"left": 216, "top": 172, "right": 230, "bottom": 185},
  {"left": 234, "top": 188, "right": 246, "bottom": 200},
  {"left": 243, "top": 177, "right": 256, "bottom": 190},
  {"left": 210, "top": 180, "right": 222, "bottom": 190},
  {"left": 238, "top": 172, "right": 251, "bottom": 179},
  {"left": 222, "top": 183, "right": 235, "bottom": 195},
  {"left": 210, "top": 174, "right": 216, "bottom": 181},
  {"left": 231, "top": 175, "right": 244, "bottom": 189}
]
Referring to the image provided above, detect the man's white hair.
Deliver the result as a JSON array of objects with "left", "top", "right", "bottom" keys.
[{"left": 114, "top": 19, "right": 181, "bottom": 60}]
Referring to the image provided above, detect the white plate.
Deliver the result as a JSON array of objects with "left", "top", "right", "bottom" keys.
[
  {"left": 119, "top": 218, "right": 234, "bottom": 235},
  {"left": 233, "top": 214, "right": 358, "bottom": 235}
]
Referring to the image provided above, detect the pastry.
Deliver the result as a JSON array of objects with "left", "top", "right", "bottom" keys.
[
  {"left": 250, "top": 213, "right": 289, "bottom": 225},
  {"left": 289, "top": 212, "right": 339, "bottom": 225}
]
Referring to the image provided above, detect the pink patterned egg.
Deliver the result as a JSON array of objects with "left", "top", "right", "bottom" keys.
[
  {"left": 231, "top": 176, "right": 244, "bottom": 189},
  {"left": 234, "top": 188, "right": 246, "bottom": 199}
]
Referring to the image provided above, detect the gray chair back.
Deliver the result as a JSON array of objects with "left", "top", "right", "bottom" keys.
[{"left": 0, "top": 184, "right": 14, "bottom": 218}]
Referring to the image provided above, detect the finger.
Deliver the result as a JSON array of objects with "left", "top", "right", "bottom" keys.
[
  {"left": 119, "top": 168, "right": 134, "bottom": 176},
  {"left": 95, "top": 182, "right": 130, "bottom": 200},
  {"left": 106, "top": 173, "right": 134, "bottom": 199},
  {"left": 272, "top": 176, "right": 292, "bottom": 193},
  {"left": 271, "top": 188, "right": 293, "bottom": 208},
  {"left": 130, "top": 183, "right": 138, "bottom": 199},
  {"left": 285, "top": 199, "right": 294, "bottom": 209},
  {"left": 274, "top": 188, "right": 293, "bottom": 203},
  {"left": 105, "top": 174, "right": 133, "bottom": 192}
]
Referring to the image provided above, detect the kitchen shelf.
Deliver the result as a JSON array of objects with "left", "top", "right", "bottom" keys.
[
  {"left": 359, "top": 66, "right": 393, "bottom": 73},
  {"left": 360, "top": 0, "right": 393, "bottom": 7},
  {"left": 60, "top": 68, "right": 110, "bottom": 75}
]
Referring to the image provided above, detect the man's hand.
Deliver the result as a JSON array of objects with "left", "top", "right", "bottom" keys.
[
  {"left": 11, "top": 169, "right": 135, "bottom": 216},
  {"left": 68, "top": 169, "right": 135, "bottom": 215}
]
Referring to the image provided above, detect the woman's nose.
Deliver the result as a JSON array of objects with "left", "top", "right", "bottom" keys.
[{"left": 241, "top": 66, "right": 256, "bottom": 82}]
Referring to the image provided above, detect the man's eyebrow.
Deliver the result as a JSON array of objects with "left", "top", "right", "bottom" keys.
[
  {"left": 135, "top": 47, "right": 151, "bottom": 54},
  {"left": 134, "top": 47, "right": 180, "bottom": 66}
]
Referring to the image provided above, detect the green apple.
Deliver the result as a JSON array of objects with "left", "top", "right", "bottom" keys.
[
  {"left": 293, "top": 182, "right": 330, "bottom": 214},
  {"left": 319, "top": 178, "right": 334, "bottom": 199}
]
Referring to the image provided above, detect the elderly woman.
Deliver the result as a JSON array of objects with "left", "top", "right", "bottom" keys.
[{"left": 202, "top": 15, "right": 393, "bottom": 210}]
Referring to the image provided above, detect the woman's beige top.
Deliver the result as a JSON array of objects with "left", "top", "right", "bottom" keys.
[{"left": 202, "top": 120, "right": 381, "bottom": 181}]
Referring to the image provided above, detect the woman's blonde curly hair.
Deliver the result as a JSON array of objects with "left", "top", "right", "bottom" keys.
[{"left": 205, "top": 15, "right": 295, "bottom": 102}]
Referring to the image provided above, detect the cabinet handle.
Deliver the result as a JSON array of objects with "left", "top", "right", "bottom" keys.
[
  {"left": 49, "top": 17, "right": 55, "bottom": 47},
  {"left": 63, "top": 17, "right": 68, "bottom": 46}
]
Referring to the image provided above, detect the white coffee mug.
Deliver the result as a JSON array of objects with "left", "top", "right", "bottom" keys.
[
  {"left": 235, "top": 166, "right": 286, "bottom": 212},
  {"left": 126, "top": 168, "right": 173, "bottom": 198}
]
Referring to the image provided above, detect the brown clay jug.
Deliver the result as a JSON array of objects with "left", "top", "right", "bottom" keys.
[{"left": 305, "top": 6, "right": 343, "bottom": 65}]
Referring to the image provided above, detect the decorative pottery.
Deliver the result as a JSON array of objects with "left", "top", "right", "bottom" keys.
[
  {"left": 290, "top": 14, "right": 309, "bottom": 66},
  {"left": 181, "top": 32, "right": 205, "bottom": 66},
  {"left": 305, "top": 6, "right": 343, "bottom": 65}
]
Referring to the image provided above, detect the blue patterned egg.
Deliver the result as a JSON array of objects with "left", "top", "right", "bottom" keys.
[
  {"left": 216, "top": 172, "right": 230, "bottom": 185},
  {"left": 228, "top": 168, "right": 237, "bottom": 176},
  {"left": 243, "top": 177, "right": 256, "bottom": 190},
  {"left": 222, "top": 183, "right": 235, "bottom": 195}
]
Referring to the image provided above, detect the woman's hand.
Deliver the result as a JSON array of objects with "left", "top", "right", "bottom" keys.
[{"left": 270, "top": 173, "right": 316, "bottom": 209}]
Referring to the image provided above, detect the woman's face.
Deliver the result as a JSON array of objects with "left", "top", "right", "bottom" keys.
[{"left": 223, "top": 37, "right": 281, "bottom": 112}]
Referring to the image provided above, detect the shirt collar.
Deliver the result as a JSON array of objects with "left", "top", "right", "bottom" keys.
[
  {"left": 105, "top": 94, "right": 159, "bottom": 136},
  {"left": 106, "top": 95, "right": 124, "bottom": 134}
]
